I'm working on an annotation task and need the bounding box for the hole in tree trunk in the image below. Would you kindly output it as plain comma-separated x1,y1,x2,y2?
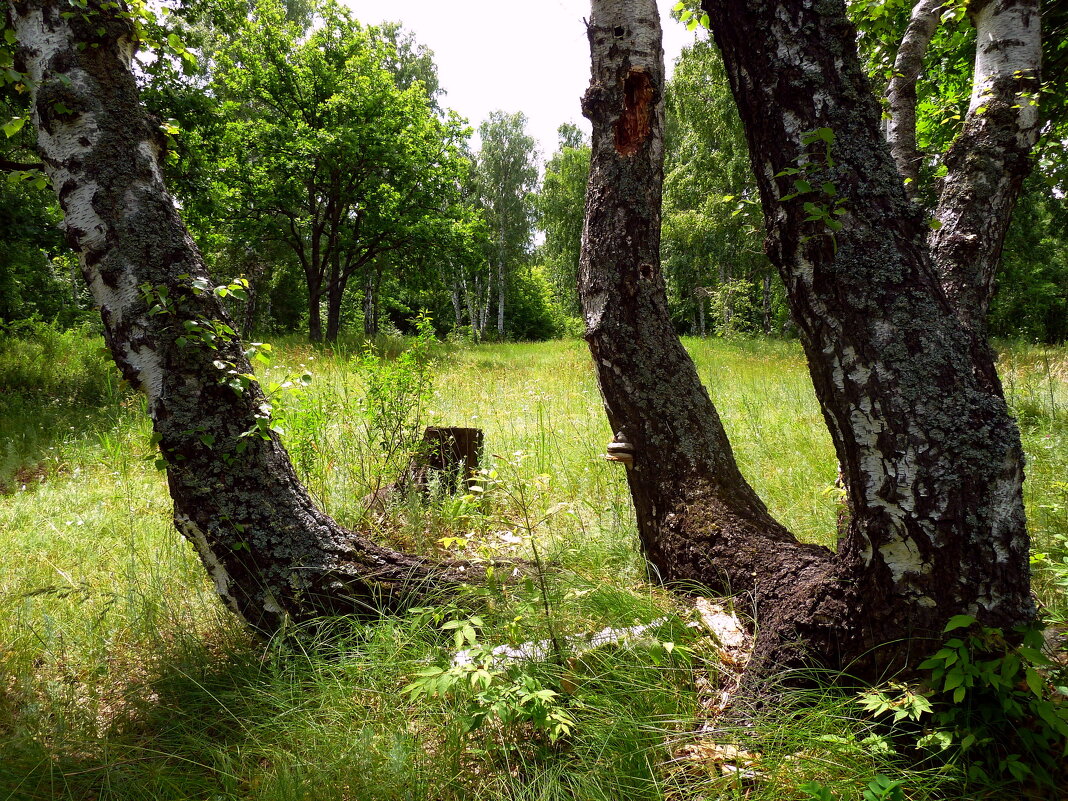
614,67,654,157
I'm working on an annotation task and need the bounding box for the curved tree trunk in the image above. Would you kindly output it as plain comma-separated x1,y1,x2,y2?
581,0,1036,678
581,0,837,676
10,0,464,631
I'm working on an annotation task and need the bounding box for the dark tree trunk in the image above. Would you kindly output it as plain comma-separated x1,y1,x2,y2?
761,272,772,335
580,0,1035,678
326,275,346,343
12,0,466,631
581,0,836,676
450,283,464,330
307,286,324,343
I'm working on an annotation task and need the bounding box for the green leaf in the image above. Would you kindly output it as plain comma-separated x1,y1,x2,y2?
1017,646,1053,666
1024,666,1045,697
943,669,964,691
2,115,26,137
943,614,976,632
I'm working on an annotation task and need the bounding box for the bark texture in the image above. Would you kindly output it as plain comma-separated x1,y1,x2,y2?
703,0,1035,659
581,0,837,675
885,0,947,200
930,0,1042,332
10,0,466,630
581,0,1036,677
709,0,1037,651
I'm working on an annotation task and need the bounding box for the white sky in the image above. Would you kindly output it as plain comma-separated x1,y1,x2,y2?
344,0,697,159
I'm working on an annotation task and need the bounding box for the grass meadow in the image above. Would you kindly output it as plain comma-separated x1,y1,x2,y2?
1,324,1066,800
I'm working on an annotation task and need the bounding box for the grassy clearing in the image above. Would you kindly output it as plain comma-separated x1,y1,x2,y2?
1,328,1065,800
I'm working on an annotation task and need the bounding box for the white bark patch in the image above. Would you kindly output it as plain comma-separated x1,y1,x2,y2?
124,341,165,406
86,267,165,404
594,0,661,67
453,617,668,667
970,0,1040,133
795,255,814,288
57,178,107,252
878,535,928,583
175,513,240,615
262,589,284,617
987,449,1025,563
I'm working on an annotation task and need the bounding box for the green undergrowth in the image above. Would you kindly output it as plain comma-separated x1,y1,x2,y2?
1,326,1065,799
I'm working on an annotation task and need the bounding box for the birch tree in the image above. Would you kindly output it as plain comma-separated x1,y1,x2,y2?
5,0,1045,685
579,0,1040,678
5,0,469,628
475,111,538,338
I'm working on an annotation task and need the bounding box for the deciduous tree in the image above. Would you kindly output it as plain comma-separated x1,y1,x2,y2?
537,123,590,317
213,0,469,342
474,111,538,338
579,0,1039,679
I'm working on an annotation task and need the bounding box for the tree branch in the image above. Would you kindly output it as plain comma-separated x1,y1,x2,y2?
0,158,46,172
930,0,1042,331
885,0,947,200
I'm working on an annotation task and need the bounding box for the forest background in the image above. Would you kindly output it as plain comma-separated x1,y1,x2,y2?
3,0,1066,346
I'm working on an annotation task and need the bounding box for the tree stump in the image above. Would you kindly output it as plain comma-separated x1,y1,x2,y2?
364,427,484,512
404,426,484,495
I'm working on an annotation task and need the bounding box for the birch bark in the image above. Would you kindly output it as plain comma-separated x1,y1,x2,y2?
580,0,1037,677
885,0,947,200
930,0,1042,332
9,0,465,630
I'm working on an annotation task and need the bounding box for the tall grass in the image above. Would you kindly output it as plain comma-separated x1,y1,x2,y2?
1,325,1064,800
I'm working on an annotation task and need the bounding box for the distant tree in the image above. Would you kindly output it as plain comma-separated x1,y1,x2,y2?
211,0,468,341
536,124,590,317
662,39,779,335
475,111,538,338
368,20,442,108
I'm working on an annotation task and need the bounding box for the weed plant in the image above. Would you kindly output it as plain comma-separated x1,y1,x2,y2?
0,325,1065,799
